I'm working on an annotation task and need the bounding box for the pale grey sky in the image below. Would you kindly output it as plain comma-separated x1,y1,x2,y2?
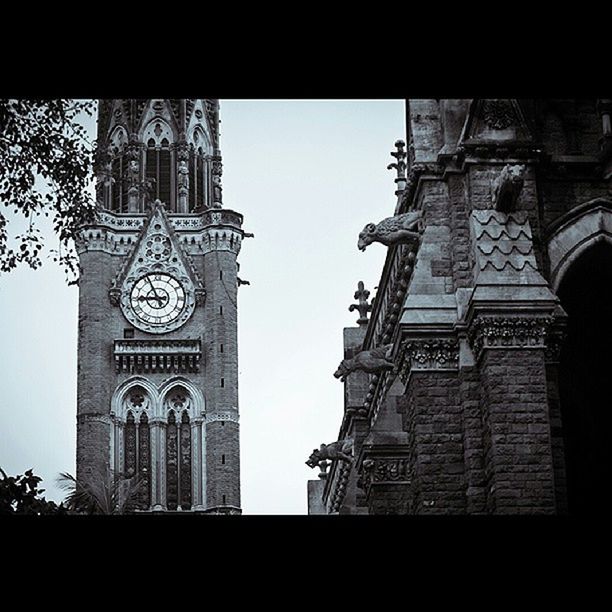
0,100,405,514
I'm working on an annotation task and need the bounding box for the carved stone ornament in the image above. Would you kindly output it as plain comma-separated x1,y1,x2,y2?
399,338,459,383
305,438,354,469
481,99,516,130
110,201,205,334
492,164,526,212
387,139,407,183
468,315,555,359
334,344,394,382
348,280,372,325
109,287,121,306
357,456,410,493
358,211,423,252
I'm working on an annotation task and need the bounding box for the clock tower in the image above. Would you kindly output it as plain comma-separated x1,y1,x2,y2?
75,99,247,513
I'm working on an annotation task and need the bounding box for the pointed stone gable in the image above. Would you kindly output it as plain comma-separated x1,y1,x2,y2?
109,201,205,333
461,99,534,143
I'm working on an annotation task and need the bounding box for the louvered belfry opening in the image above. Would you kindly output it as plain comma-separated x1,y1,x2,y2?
98,101,218,214
189,147,205,212
111,154,129,213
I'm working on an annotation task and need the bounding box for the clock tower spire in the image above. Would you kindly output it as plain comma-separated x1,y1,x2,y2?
76,99,245,513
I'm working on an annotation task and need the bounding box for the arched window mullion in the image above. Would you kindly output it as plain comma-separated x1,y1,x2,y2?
166,410,179,511
180,411,192,510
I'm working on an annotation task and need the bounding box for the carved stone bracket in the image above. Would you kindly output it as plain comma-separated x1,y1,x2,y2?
356,448,411,499
109,287,121,306
206,412,239,424
544,318,568,363
398,338,459,384
468,315,555,361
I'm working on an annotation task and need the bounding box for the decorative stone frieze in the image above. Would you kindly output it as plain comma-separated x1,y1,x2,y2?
398,338,460,383
114,339,202,373
468,315,554,360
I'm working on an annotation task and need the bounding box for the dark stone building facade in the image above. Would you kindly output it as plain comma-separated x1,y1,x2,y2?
308,99,612,515
76,100,248,513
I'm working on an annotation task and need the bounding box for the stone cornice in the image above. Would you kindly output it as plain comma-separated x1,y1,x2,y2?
76,208,245,256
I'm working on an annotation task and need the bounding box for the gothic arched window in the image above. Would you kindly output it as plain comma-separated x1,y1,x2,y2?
164,386,193,511
189,146,206,212
107,127,129,213
142,120,175,210
110,378,203,512
119,386,152,509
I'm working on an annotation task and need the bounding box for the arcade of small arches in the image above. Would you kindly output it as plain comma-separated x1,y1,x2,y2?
110,377,206,512
100,119,216,215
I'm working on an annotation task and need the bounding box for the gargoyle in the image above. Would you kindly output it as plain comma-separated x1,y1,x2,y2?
306,439,354,469
358,211,423,252
334,344,394,382
492,164,525,212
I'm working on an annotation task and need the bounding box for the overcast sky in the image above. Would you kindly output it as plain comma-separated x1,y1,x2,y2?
0,100,405,514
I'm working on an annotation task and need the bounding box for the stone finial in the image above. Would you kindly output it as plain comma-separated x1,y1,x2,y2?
318,460,330,479
387,139,407,194
348,281,372,326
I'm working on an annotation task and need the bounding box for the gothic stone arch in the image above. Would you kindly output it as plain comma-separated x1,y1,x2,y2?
547,197,612,291
110,376,206,511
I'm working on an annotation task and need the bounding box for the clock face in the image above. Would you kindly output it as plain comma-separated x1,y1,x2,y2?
130,273,186,325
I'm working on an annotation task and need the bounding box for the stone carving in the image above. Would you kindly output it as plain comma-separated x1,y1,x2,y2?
348,281,372,325
177,160,189,211
492,164,526,212
237,277,250,286
468,315,554,359
481,99,515,130
399,339,459,382
306,439,354,469
358,457,410,492
334,344,394,382
212,175,223,208
387,139,407,193
358,211,422,252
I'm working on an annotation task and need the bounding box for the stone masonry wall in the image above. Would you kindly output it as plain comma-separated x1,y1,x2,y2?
478,349,556,514
401,371,465,514
458,363,487,513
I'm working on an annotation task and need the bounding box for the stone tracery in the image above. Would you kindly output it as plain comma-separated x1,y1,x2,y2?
110,378,203,512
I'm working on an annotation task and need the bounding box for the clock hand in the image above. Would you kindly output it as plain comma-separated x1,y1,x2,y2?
147,276,161,300
138,295,164,305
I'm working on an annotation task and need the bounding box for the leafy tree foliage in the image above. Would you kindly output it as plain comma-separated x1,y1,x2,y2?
0,99,97,283
0,468,66,515
57,469,144,515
